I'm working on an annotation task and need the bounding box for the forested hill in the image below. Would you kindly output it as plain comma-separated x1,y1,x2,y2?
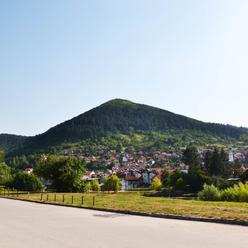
0,134,27,151
12,99,247,154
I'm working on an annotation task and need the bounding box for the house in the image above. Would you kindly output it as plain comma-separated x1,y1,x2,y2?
141,169,155,184
24,168,33,174
121,173,142,191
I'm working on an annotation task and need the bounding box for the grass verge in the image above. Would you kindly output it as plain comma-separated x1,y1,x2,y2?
2,192,248,223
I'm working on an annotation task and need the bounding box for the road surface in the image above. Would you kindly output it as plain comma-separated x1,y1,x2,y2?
0,198,248,248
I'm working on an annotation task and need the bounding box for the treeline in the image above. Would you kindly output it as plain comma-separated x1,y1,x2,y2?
0,151,44,192
0,151,121,193
153,146,245,194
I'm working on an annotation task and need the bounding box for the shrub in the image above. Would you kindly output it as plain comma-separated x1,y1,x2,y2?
91,180,100,192
198,184,221,201
175,178,186,191
9,172,44,192
220,183,248,202
151,177,162,191
161,168,170,187
199,182,248,202
103,175,122,192
0,162,12,186
84,182,91,193
206,176,232,190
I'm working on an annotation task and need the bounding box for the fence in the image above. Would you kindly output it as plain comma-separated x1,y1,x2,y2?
0,190,102,207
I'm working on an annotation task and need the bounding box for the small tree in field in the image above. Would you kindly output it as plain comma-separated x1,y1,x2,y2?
35,156,85,192
104,175,122,192
84,182,91,193
151,177,162,191
91,180,100,192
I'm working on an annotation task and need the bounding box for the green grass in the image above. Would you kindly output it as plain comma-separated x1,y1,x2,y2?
2,192,248,222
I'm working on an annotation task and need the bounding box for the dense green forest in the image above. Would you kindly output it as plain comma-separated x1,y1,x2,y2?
2,99,248,155
0,134,27,152
41,130,246,156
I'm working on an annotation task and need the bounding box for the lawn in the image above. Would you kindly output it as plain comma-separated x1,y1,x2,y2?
2,192,248,222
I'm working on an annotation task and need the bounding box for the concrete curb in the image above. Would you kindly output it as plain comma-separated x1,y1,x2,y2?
1,196,248,227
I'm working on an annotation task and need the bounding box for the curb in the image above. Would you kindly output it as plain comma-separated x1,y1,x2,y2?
1,196,248,227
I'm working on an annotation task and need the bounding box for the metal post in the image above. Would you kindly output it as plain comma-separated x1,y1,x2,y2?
82,196,84,205
93,196,95,207
72,195,74,204
63,194,65,203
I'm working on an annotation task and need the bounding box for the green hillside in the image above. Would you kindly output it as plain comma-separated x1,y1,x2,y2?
9,99,248,154
0,134,27,152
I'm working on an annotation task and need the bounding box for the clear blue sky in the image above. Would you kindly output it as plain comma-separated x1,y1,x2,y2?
1,0,248,136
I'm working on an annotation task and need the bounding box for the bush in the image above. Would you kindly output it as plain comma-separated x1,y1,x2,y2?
83,180,100,193
198,184,221,201
84,182,91,193
199,182,248,202
220,183,248,202
0,162,12,186
151,177,162,191
145,187,173,197
103,175,122,192
175,178,186,191
91,180,100,192
206,176,232,190
9,172,44,192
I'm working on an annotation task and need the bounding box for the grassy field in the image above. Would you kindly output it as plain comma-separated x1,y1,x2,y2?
2,192,248,222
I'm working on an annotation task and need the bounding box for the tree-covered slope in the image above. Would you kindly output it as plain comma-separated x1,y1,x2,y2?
0,134,27,151
16,99,247,153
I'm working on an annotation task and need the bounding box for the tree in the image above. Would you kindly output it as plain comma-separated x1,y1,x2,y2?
9,172,44,192
219,148,230,177
0,151,5,162
103,175,122,192
232,159,243,177
35,156,85,192
207,148,220,175
169,169,184,186
84,182,91,193
183,146,201,171
175,178,186,191
161,168,170,187
151,177,162,191
186,165,206,192
204,148,230,177
182,146,208,192
91,179,100,191
204,150,213,175
0,162,12,186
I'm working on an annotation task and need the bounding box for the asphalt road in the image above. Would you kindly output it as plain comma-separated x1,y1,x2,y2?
0,198,248,248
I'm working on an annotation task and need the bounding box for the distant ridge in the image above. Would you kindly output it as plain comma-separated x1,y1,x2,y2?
0,134,27,151
6,98,247,154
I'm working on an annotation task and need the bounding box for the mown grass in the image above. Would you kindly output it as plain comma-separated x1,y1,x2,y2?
2,192,248,222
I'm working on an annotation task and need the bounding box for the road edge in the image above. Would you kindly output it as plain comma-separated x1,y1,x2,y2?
1,196,248,227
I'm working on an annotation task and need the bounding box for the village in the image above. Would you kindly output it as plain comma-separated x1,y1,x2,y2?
53,147,248,191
